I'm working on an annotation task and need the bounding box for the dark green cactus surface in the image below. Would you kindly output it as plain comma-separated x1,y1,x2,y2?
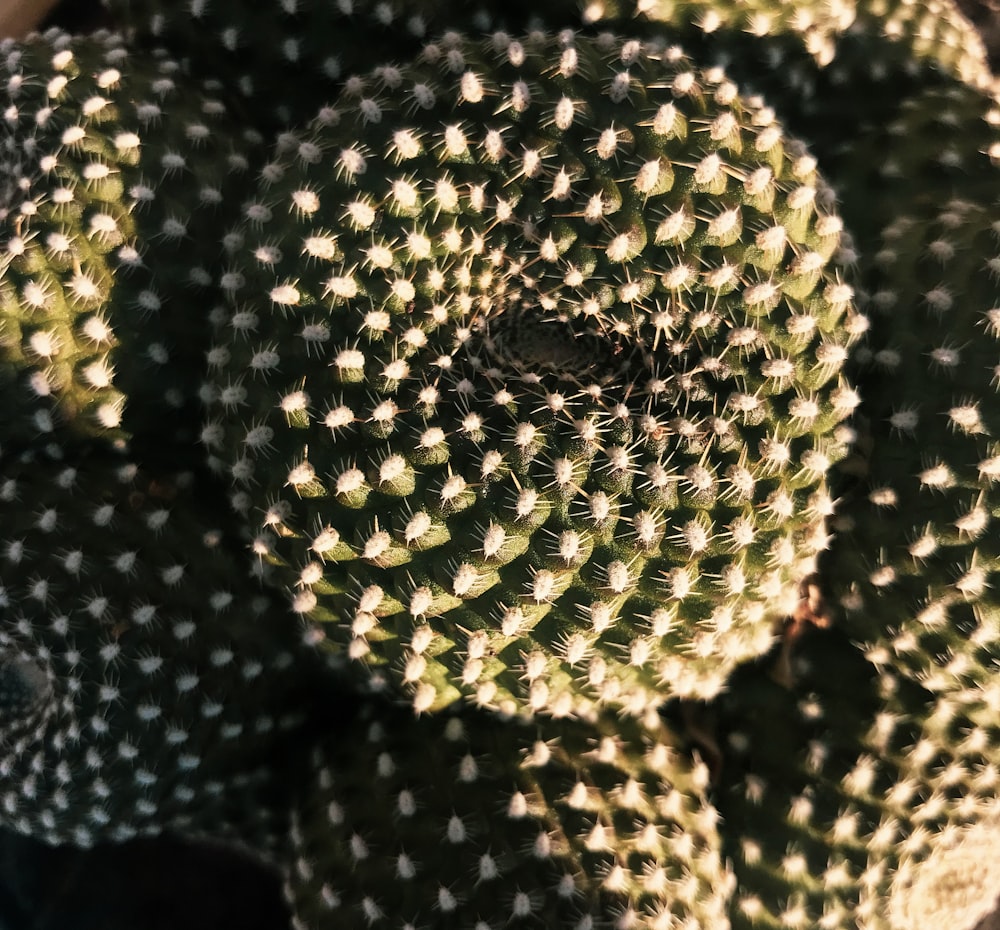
823,79,1000,692
100,0,599,129
0,455,321,855
716,626,1000,930
0,0,996,928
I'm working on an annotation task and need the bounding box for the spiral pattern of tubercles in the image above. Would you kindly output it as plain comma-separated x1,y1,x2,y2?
203,31,865,717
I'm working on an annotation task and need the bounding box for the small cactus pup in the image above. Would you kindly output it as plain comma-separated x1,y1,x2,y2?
714,625,1000,929
99,0,601,131
821,82,1000,692
204,30,867,718
283,699,733,929
0,456,323,858
0,29,262,466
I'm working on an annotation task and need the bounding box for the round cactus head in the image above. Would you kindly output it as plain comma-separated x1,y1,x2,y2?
283,699,734,928
716,625,1000,930
824,79,1000,692
203,29,866,718
0,456,321,854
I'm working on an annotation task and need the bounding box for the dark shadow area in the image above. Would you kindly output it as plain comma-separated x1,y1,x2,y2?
0,829,290,930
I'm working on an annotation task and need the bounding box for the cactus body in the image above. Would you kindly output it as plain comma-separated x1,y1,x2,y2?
0,456,320,855
100,0,596,130
284,700,733,929
823,80,1000,692
203,30,865,717
0,31,260,464
717,628,1000,930
636,0,991,85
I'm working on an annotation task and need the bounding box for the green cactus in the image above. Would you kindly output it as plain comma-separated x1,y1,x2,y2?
635,0,991,84
715,626,1000,930
820,79,1000,692
201,29,866,717
0,454,323,857
0,0,994,926
283,699,733,929
0,29,261,465
621,0,993,201
99,0,601,131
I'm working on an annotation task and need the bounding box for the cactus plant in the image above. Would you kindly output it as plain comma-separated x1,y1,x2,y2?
0,0,995,927
201,29,866,718
284,699,733,929
0,29,261,465
715,625,1000,930
99,0,601,130
0,454,323,857
822,79,1000,692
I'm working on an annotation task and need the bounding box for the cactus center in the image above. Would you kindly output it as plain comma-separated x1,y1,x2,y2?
475,303,638,388
0,655,52,741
